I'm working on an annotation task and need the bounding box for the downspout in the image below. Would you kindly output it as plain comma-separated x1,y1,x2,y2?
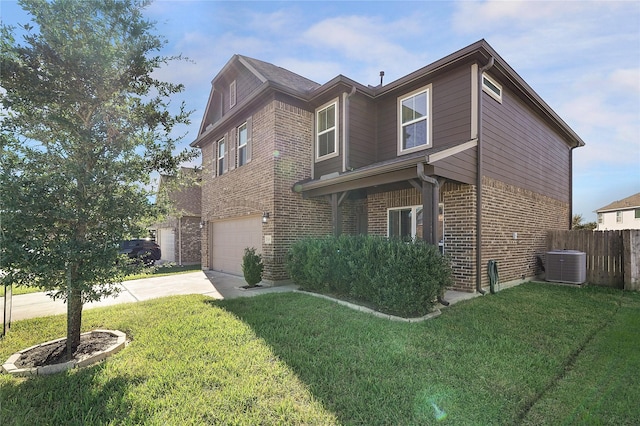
417,162,439,246
569,144,579,229
417,162,449,306
476,56,494,295
343,85,357,171
178,217,182,266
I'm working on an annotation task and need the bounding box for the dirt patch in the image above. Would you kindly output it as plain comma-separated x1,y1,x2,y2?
15,332,118,369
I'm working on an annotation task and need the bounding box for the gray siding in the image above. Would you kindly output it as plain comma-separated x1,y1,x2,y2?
376,65,473,163
348,92,376,169
482,88,571,202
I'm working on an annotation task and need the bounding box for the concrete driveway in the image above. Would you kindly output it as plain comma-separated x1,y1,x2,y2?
6,271,297,322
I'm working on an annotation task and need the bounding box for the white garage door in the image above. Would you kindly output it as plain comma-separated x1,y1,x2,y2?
158,227,175,262
211,216,262,276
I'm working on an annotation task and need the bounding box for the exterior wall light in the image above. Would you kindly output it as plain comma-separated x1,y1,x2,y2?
262,212,270,224
199,221,205,229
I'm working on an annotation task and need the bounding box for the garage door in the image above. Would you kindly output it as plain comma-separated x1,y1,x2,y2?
158,227,175,262
211,216,262,276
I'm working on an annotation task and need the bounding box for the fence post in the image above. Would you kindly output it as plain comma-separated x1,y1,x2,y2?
624,230,640,291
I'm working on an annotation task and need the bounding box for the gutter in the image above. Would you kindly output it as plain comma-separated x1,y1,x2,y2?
476,56,494,295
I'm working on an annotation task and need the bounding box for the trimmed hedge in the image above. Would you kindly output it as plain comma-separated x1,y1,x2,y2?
285,235,453,317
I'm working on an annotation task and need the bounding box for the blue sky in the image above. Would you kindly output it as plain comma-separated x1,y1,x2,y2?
2,0,639,221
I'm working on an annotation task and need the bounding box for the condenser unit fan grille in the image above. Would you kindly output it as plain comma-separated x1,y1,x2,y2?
546,250,586,284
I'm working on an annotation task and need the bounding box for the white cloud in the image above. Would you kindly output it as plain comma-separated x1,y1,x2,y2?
609,68,640,93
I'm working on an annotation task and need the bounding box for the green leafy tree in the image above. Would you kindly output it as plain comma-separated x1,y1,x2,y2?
0,0,195,357
572,214,597,231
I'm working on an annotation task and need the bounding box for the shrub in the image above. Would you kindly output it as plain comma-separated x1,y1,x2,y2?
242,247,264,287
286,235,453,317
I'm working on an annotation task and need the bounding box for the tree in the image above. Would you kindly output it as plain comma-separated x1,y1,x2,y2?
0,0,194,358
572,214,597,231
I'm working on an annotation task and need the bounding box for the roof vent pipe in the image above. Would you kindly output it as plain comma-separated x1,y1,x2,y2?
380,71,384,86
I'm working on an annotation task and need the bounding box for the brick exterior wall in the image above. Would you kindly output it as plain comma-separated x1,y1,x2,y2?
178,216,202,264
200,99,336,282
154,216,202,265
361,177,568,292
480,176,568,289
442,182,477,291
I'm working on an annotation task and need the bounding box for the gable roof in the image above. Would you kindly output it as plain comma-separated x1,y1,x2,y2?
237,55,320,94
193,39,585,149
596,192,640,213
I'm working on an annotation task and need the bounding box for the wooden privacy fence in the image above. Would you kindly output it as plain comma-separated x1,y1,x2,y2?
546,230,640,290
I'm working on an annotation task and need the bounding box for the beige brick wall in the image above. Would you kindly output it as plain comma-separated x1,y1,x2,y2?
362,178,568,292
200,99,336,282
480,176,568,288
270,101,334,280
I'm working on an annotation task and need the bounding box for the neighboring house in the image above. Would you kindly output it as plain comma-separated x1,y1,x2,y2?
595,192,640,231
153,167,202,265
191,39,584,292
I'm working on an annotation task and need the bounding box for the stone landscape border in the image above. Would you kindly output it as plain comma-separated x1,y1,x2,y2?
2,329,126,377
294,290,442,322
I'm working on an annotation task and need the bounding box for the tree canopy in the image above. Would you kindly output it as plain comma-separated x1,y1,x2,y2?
0,0,195,355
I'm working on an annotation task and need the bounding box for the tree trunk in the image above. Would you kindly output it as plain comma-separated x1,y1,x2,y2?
66,275,83,359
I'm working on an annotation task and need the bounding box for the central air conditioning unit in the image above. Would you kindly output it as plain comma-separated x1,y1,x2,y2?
546,250,587,284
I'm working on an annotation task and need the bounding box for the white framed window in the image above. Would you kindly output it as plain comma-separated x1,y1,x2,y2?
388,205,423,242
316,99,338,161
217,138,225,176
388,203,445,250
229,80,237,108
616,211,623,223
237,122,247,167
482,73,502,103
635,209,640,219
398,85,431,154
598,213,603,224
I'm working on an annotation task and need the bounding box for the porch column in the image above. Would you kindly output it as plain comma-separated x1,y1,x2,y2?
417,163,439,246
328,191,350,237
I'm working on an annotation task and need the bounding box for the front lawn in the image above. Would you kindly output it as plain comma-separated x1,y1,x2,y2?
0,283,638,424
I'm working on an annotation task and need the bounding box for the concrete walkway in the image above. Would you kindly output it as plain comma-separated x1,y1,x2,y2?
5,270,478,322
6,271,296,322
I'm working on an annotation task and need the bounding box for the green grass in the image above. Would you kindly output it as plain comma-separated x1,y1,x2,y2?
0,283,638,425
0,264,202,296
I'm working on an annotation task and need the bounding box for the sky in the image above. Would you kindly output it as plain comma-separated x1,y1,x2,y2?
2,0,639,222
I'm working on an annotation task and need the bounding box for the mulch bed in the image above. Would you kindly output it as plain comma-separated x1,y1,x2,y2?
14,332,118,369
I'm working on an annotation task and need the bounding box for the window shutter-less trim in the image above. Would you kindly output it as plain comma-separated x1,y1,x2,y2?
213,142,217,177
223,133,229,173
229,128,237,170
246,116,252,164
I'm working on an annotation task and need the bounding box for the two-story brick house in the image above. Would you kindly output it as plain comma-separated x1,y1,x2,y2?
191,39,584,292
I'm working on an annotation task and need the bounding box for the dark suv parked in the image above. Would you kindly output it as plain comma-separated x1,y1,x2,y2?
119,239,161,265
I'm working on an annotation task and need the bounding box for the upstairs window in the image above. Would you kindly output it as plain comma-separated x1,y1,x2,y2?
616,211,623,223
635,208,640,219
482,73,502,103
237,122,248,167
316,100,338,161
398,85,431,154
229,80,237,108
217,138,225,176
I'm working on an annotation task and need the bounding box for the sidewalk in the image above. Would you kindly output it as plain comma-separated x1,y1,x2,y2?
6,271,297,322
5,270,478,322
